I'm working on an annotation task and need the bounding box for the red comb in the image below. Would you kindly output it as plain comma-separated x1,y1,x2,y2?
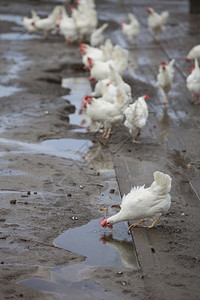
160,61,166,66
143,94,149,99
146,7,151,14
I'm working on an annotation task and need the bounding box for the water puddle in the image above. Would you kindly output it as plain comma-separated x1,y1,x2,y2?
0,14,22,26
0,32,40,41
61,78,91,130
18,142,139,297
55,218,137,268
19,218,138,298
0,85,23,98
0,138,93,160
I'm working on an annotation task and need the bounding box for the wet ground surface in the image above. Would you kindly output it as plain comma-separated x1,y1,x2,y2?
0,0,200,299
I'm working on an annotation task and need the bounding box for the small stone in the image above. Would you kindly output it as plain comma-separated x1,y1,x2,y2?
115,191,119,196
80,185,84,189
181,213,185,216
34,192,37,194
67,193,72,197
45,111,49,114
0,218,6,222
27,191,31,196
24,202,28,205
21,195,28,198
151,248,155,253
110,189,115,194
1,261,4,264
121,281,126,286
10,199,16,204
70,216,78,220
115,271,123,276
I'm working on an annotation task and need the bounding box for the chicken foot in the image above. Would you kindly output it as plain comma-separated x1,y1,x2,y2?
128,219,147,232
141,216,161,229
130,132,140,144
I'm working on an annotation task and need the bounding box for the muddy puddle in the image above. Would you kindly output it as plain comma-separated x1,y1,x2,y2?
19,196,138,299
0,137,93,160
18,141,138,298
19,219,137,297
0,84,23,98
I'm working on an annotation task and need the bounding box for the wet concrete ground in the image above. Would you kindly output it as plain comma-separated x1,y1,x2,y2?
0,0,200,299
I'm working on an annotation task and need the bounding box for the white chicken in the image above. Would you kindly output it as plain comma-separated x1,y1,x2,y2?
23,9,40,34
90,23,108,47
124,95,149,143
100,171,172,229
72,6,97,41
91,65,132,102
185,44,200,62
32,6,63,38
80,39,113,69
88,45,129,81
120,13,140,42
82,89,128,138
56,8,78,44
186,59,200,104
146,7,169,40
157,59,175,104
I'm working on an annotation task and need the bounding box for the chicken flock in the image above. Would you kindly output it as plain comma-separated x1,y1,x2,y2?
23,0,200,229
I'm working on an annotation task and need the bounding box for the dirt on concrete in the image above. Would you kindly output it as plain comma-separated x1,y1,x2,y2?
0,0,200,299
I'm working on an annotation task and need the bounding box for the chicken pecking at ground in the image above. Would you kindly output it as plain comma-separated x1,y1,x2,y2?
120,13,140,42
100,171,172,230
146,7,169,41
157,59,175,104
186,59,200,104
124,95,149,143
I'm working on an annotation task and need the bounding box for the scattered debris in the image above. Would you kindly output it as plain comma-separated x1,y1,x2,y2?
100,207,108,211
115,271,123,276
10,199,16,204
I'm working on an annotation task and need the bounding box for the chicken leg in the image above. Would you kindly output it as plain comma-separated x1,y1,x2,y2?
130,132,140,144
128,219,147,232
141,217,161,229
99,128,111,139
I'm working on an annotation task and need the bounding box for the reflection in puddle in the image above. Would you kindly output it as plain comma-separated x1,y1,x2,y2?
61,78,91,129
18,140,139,297
19,266,115,300
0,138,93,160
19,218,138,298
54,218,137,268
